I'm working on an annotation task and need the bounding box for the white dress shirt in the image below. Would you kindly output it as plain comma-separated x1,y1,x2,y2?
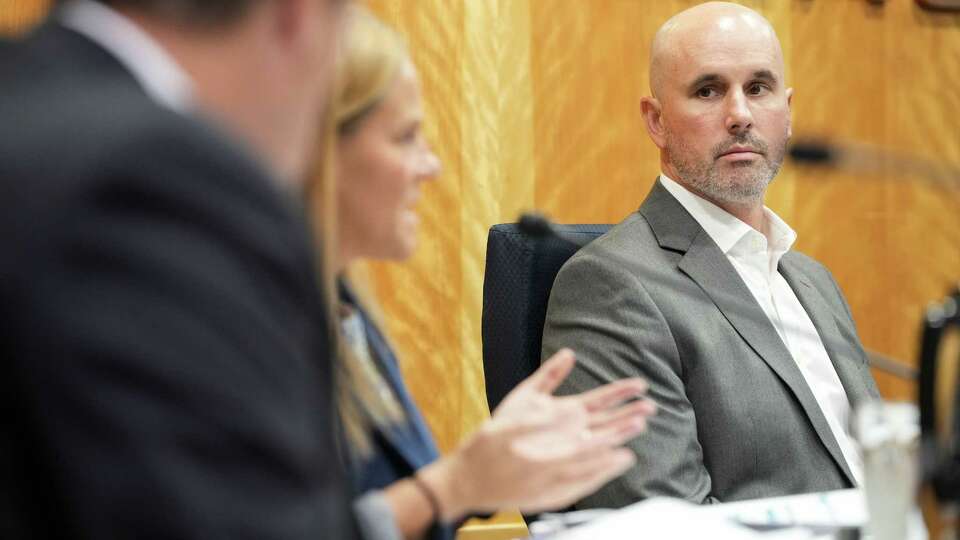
659,174,863,486
60,0,193,112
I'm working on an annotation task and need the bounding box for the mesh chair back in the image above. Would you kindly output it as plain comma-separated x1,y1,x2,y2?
481,223,611,412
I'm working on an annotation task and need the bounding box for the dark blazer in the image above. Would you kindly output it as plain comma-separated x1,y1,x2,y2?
542,180,880,507
0,21,354,539
338,282,451,540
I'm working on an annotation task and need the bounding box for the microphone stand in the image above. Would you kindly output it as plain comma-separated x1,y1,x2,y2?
789,140,960,190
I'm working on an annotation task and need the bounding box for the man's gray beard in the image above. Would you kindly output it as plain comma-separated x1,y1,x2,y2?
666,133,786,206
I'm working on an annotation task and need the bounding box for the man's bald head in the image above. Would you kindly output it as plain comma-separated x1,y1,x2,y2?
639,2,793,219
649,2,784,98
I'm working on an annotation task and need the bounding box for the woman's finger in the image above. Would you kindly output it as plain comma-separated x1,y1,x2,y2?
519,448,637,513
565,377,648,412
505,348,576,398
587,396,657,430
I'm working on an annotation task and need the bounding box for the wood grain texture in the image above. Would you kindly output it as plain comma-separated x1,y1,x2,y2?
0,0,49,34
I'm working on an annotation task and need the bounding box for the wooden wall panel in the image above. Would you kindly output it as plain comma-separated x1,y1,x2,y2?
0,0,48,34
528,0,655,221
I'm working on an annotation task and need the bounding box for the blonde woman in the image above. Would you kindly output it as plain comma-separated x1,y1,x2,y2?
313,8,656,540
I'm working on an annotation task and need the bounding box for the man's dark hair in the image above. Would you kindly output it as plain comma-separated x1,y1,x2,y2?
84,0,262,28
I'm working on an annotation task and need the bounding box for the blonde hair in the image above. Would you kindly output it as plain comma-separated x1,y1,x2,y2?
305,5,410,456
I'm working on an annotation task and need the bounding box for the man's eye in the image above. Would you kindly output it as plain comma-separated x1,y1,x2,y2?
696,87,717,98
748,83,769,95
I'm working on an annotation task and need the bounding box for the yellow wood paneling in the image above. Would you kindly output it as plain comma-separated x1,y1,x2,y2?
0,0,49,34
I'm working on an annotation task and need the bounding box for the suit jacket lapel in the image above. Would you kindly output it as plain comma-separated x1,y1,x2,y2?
641,180,857,485
778,258,878,409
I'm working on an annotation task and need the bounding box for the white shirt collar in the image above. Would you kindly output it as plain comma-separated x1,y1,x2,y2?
59,0,193,112
658,173,797,268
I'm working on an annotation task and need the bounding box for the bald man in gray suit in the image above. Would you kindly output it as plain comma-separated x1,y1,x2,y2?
542,2,879,507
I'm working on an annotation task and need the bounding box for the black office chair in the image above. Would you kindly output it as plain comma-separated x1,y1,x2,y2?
919,288,960,504
480,222,612,412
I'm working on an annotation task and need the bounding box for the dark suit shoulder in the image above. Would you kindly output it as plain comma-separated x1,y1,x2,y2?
1,22,286,207
0,32,311,288
0,56,280,211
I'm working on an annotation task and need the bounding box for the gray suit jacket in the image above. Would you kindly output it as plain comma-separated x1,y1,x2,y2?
542,180,879,507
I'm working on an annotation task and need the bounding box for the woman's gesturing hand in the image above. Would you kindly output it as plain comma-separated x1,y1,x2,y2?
418,348,655,521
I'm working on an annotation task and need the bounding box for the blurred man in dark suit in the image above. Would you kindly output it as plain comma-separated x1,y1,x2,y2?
0,0,354,538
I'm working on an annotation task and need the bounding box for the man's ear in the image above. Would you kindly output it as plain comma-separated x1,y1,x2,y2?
640,96,667,150
785,87,794,139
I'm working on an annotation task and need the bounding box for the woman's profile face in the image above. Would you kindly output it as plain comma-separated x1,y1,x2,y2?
337,61,441,264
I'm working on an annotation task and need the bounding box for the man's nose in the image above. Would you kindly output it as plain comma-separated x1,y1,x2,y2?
724,90,754,135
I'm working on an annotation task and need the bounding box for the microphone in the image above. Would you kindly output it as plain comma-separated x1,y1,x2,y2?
787,141,835,165
517,212,600,247
788,139,960,189
516,212,555,240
